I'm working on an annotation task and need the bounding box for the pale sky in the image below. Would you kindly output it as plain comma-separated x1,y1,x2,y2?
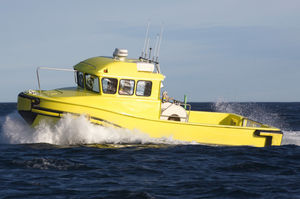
1,0,300,102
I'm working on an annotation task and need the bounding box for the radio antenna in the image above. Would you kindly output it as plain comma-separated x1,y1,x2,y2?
149,47,152,60
141,21,150,59
153,24,163,73
140,22,164,72
145,37,150,60
152,34,159,62
156,24,164,62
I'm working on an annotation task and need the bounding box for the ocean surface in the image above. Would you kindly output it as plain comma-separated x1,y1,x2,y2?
0,102,300,198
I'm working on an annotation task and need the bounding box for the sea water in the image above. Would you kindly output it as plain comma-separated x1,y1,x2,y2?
0,102,299,198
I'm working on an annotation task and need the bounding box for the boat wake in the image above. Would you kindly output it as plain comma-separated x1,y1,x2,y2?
0,112,189,146
281,131,300,146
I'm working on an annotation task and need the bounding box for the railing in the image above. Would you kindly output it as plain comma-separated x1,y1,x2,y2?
179,102,191,122
36,67,76,93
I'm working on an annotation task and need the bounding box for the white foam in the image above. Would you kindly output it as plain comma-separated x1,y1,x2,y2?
282,131,300,146
1,112,187,145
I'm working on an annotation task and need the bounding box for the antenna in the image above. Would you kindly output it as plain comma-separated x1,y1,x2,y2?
152,34,159,61
149,47,152,60
145,37,150,59
139,22,164,73
141,21,150,59
156,24,164,62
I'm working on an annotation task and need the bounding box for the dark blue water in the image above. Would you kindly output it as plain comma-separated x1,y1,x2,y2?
1,102,300,198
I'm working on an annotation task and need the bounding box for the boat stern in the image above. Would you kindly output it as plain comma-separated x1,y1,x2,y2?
254,130,283,146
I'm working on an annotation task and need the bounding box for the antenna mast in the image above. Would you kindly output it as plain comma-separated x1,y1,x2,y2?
145,37,150,59
154,24,163,73
152,34,159,61
156,24,164,63
141,21,150,59
139,22,164,73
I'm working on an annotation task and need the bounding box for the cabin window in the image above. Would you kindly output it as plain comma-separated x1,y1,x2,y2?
85,74,100,93
102,78,118,94
119,79,135,95
136,81,152,96
77,71,84,88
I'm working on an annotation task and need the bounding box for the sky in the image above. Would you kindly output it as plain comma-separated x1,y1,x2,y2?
0,0,300,102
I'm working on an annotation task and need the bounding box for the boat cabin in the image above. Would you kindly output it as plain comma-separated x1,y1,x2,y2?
73,49,166,120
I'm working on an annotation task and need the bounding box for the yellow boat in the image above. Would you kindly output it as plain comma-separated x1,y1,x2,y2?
17,48,283,147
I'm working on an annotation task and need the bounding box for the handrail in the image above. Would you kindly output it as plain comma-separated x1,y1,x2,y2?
181,103,191,122
36,67,76,93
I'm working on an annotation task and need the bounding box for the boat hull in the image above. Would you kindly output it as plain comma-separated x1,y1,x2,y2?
18,92,283,147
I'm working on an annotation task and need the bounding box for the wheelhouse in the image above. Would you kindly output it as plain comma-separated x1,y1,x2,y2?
73,56,165,100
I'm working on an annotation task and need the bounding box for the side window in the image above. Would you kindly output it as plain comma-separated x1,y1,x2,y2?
136,81,152,96
119,79,135,95
77,71,84,88
102,78,118,94
85,74,99,93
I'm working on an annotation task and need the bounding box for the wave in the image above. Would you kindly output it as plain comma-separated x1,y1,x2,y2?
12,157,85,170
0,112,188,145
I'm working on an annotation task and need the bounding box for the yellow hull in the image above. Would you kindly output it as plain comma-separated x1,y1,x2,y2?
18,92,283,147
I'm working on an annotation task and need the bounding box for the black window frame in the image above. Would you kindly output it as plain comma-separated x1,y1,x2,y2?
85,73,100,93
101,77,118,94
118,79,135,96
136,80,152,97
77,71,85,88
